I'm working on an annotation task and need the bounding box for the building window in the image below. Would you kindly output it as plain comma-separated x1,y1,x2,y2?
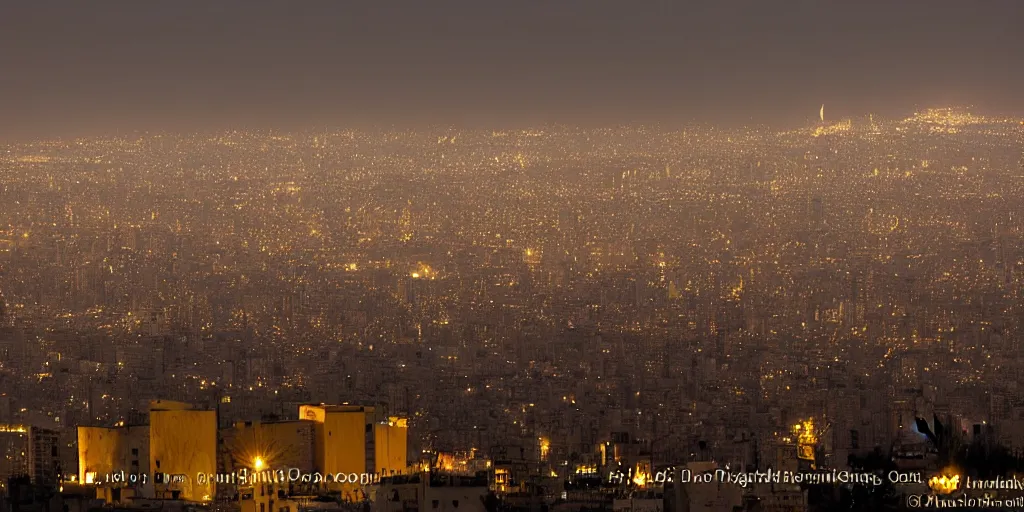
260,504,265,512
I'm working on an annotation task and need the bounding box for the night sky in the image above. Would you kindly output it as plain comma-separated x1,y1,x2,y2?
1,0,1022,139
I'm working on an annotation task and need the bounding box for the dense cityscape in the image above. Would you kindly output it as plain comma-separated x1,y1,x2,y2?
2,108,1024,511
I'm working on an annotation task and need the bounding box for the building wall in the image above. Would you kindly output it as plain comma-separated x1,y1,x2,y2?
298,405,327,474
226,421,316,474
77,425,149,496
422,485,489,512
374,424,408,477
374,477,489,512
150,409,217,502
299,405,372,476
240,480,298,512
748,483,808,512
78,427,122,484
323,411,368,476
675,462,743,512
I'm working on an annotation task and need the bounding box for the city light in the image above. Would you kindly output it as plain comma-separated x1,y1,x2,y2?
928,473,960,495
3,105,1023,510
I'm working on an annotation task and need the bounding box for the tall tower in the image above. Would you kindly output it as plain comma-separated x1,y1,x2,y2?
0,288,7,326
809,197,825,228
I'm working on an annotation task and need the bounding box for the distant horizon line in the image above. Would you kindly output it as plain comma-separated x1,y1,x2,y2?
4,105,1022,144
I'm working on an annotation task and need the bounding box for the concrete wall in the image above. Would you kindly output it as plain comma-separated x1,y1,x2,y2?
374,424,408,476
78,427,120,484
150,409,217,502
324,411,367,476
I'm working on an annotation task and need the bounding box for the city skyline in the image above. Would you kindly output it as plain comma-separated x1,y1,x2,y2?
1,106,1015,143
4,2,1024,510
3,108,1024,511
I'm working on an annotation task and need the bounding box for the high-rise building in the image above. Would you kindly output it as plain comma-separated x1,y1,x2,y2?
28,428,60,487
810,196,824,228
0,425,62,495
0,287,12,328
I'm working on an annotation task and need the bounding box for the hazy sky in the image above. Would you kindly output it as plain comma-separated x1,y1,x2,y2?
1,0,1022,138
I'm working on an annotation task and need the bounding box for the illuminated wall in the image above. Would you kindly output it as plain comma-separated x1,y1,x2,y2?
77,425,149,491
150,409,217,502
298,405,326,424
323,409,367,475
299,405,381,485
77,427,123,484
226,420,316,473
374,421,408,476
298,405,327,474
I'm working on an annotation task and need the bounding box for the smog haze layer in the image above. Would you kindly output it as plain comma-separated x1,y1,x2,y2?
2,0,1023,139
